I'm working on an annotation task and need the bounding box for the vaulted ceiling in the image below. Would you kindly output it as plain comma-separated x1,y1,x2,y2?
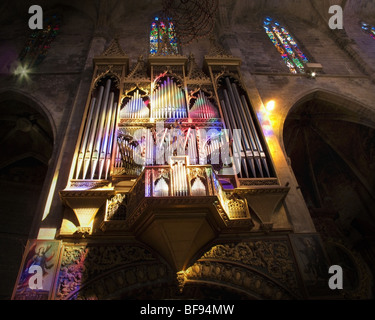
1,0,374,32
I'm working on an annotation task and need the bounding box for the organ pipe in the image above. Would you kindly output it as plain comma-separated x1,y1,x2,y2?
91,80,112,179
75,97,96,179
98,92,114,179
226,79,263,177
83,85,104,179
172,161,188,196
106,102,120,179
240,95,271,177
73,78,119,181
222,90,250,178
190,91,218,119
152,77,187,119
232,84,264,177
219,77,272,178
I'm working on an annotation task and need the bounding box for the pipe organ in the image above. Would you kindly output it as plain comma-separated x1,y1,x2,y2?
151,76,187,119
68,57,275,187
218,77,272,179
55,42,294,289
190,91,219,119
120,90,149,119
73,78,119,181
19,39,315,301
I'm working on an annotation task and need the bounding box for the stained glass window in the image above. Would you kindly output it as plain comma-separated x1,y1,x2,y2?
150,17,179,55
361,22,375,40
264,17,309,74
19,14,60,69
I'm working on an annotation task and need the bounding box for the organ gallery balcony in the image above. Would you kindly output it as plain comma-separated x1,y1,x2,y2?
102,158,288,270
101,156,255,234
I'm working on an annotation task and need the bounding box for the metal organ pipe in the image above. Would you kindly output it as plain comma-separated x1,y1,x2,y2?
73,78,120,181
224,78,250,151
83,85,104,179
172,161,187,196
231,83,257,152
219,77,272,178
152,77,187,119
190,91,218,119
222,89,249,178
75,97,96,179
91,79,112,179
98,92,114,179
121,90,149,119
105,102,119,179
231,83,264,177
240,95,271,177
224,79,258,177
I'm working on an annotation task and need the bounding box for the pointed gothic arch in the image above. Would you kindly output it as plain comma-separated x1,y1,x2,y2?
0,90,54,299
283,91,375,298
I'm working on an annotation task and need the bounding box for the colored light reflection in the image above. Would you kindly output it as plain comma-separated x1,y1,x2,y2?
265,100,276,112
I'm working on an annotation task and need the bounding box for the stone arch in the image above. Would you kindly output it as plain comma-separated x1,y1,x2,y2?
0,89,57,141
183,260,300,300
181,240,305,300
65,262,176,300
279,88,375,154
0,90,55,299
53,243,177,300
61,260,298,300
282,89,375,298
53,240,304,300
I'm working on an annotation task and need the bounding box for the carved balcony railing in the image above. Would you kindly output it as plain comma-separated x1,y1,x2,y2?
101,156,255,232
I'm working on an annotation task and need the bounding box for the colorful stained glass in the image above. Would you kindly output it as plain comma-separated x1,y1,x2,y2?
168,21,178,53
264,17,308,74
361,22,375,40
150,17,179,55
19,14,60,69
150,22,159,55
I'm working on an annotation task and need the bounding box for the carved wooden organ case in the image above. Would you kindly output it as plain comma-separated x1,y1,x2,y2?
60,42,290,263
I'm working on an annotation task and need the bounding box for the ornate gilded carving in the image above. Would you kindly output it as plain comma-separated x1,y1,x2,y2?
101,39,127,57
186,54,211,84
239,178,280,186
206,36,233,59
152,66,184,83
127,56,150,81
106,193,127,220
227,194,250,219
185,261,296,300
55,244,158,300
53,240,303,300
67,180,111,190
195,241,301,296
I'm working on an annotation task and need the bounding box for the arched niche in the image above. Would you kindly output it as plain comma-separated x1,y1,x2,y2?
283,91,375,298
0,92,54,299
